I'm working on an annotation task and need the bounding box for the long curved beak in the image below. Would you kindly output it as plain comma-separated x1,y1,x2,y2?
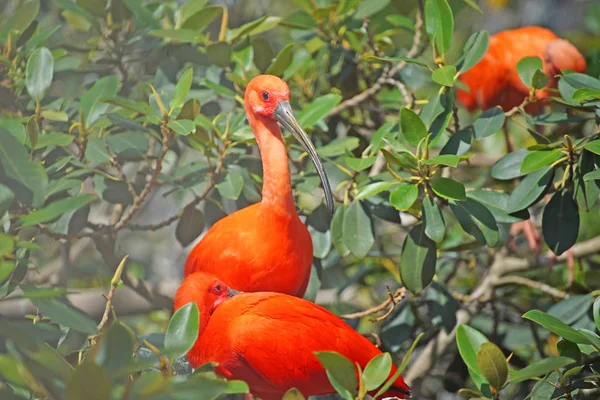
274,100,334,214
227,287,241,298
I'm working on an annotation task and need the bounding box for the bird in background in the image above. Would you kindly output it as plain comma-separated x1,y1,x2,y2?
174,272,411,400
457,26,586,272
184,75,334,297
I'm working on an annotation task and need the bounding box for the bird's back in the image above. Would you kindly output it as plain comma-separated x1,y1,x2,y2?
184,204,313,297
195,293,410,400
458,26,585,111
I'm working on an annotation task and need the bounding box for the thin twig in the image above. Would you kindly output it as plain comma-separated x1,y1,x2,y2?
105,137,139,202
493,275,569,299
341,287,406,322
97,255,128,331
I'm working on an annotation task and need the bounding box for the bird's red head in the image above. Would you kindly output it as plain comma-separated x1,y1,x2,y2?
244,74,291,119
174,272,241,334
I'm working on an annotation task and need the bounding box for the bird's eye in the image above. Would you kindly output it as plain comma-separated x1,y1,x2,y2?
215,284,222,292
261,91,269,101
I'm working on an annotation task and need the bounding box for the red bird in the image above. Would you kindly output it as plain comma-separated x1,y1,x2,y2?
174,272,411,400
184,75,334,297
458,26,587,112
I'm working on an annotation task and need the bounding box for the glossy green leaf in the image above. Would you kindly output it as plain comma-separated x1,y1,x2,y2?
355,181,397,201
20,194,96,227
432,65,456,86
422,197,445,242
422,154,465,167
476,342,507,390
389,184,418,211
164,302,200,359
460,30,489,73
282,388,306,400
315,351,357,399
573,150,599,211
0,0,40,42
506,166,553,213
593,297,600,332
342,200,374,259
491,148,530,180
450,198,499,247
584,140,600,155
430,177,466,201
400,107,428,147
520,149,563,174
508,357,575,383
265,43,294,76
517,56,543,87
180,5,222,31
381,149,419,170
168,119,195,135
472,106,505,139
331,205,350,257
0,184,15,216
346,156,376,172
26,47,53,100
363,353,392,391
207,41,232,68
217,167,244,200
66,362,110,400
175,205,205,247
96,322,135,372
424,0,454,57
467,190,529,224
80,75,120,128
170,68,193,111
532,69,549,90
523,310,590,344
572,87,600,102
29,295,98,333
456,324,489,390
176,0,210,27
297,93,342,127
542,189,579,256
316,137,359,157
440,128,473,156
400,223,437,293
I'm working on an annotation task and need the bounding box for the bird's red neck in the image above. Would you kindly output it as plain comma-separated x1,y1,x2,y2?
247,113,296,215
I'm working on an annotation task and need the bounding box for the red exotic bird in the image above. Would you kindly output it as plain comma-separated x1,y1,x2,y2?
457,26,586,264
184,75,334,297
174,272,411,400
458,26,587,112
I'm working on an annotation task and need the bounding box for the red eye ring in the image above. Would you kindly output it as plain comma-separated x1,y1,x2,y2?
261,91,269,101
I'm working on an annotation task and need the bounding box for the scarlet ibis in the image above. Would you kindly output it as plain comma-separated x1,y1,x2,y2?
458,26,587,112
184,75,334,297
457,26,586,260
174,272,411,400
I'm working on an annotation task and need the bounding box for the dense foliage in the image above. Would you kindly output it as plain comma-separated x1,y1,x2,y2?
0,0,600,399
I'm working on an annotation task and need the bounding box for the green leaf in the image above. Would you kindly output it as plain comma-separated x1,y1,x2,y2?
389,184,418,211
28,295,98,333
381,149,418,170
467,190,529,224
400,107,428,147
316,137,359,158
122,0,160,28
315,351,357,399
491,148,530,180
66,362,110,400
472,106,505,139
342,200,374,259
593,297,600,332
164,302,200,359
523,310,591,344
400,223,437,293
0,184,15,216
517,56,543,87
95,322,135,372
450,198,499,247
423,197,445,242
170,68,193,111
460,30,489,73
572,87,600,102
506,166,553,213
167,119,195,135
26,47,53,100
297,93,342,127
282,388,306,400
217,167,244,200
180,5,222,31
355,181,397,201
0,234,14,255
25,116,38,152
520,149,563,174
80,75,120,128
508,357,575,383
476,342,507,390
207,41,232,68
424,0,454,57
0,130,48,207
363,353,392,391
176,0,209,27
532,69,549,90
440,128,473,156
584,140,600,155
422,154,464,167
20,194,96,227
456,324,489,390
265,43,294,76
175,205,205,248
331,205,350,257
430,177,466,201
346,156,377,172
542,189,579,256
432,65,456,86
0,0,40,42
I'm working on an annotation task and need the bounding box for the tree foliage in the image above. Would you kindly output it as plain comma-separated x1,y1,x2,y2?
0,0,599,399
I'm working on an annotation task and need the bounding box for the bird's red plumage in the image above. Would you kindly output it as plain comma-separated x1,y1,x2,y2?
174,273,411,400
184,75,316,297
458,26,587,112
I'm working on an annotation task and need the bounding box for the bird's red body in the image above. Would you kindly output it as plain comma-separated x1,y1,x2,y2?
174,273,411,400
184,75,333,297
458,26,587,112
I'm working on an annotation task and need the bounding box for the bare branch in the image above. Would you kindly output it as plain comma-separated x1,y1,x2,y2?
97,255,129,331
493,275,569,299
